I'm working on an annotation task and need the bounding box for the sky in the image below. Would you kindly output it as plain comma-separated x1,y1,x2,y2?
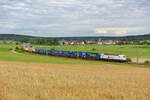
0,0,150,37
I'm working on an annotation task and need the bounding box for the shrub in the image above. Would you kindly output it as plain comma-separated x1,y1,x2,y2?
50,48,55,50
145,60,150,64
92,48,96,51
9,48,13,50
126,58,132,62
15,46,19,50
16,42,19,45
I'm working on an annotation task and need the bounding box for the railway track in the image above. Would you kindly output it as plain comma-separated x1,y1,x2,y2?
22,50,150,67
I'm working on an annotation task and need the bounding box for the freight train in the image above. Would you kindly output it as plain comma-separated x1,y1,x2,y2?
23,48,127,62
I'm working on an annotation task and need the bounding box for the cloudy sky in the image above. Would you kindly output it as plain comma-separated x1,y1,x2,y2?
0,0,150,37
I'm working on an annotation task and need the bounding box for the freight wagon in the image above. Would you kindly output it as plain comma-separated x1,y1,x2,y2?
33,49,126,62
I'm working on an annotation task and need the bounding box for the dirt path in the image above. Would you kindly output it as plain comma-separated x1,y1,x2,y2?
11,50,21,55
131,57,150,63
11,49,29,56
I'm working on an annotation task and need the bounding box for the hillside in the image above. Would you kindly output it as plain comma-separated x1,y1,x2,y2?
0,34,36,41
0,34,150,41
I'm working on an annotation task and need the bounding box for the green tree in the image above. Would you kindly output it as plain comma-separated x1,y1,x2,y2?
47,38,59,45
134,40,140,45
21,37,29,43
35,38,47,45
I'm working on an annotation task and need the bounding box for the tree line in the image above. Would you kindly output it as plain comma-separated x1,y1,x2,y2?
20,37,59,45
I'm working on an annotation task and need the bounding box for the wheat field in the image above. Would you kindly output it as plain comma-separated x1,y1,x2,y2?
0,61,150,100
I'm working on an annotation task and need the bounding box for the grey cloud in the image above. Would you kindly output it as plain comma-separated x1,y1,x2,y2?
0,0,150,37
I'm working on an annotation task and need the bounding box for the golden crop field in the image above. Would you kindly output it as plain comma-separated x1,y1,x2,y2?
0,61,150,100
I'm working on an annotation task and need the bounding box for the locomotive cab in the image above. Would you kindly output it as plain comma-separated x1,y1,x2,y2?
118,55,126,61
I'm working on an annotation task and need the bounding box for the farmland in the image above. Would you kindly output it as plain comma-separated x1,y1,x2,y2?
0,61,150,100
0,44,150,100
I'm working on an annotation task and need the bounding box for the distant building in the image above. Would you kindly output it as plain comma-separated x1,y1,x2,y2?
98,38,102,42
129,41,134,44
140,40,145,44
0,40,16,44
58,39,132,45
79,41,85,45
0,40,3,44
97,41,103,45
6,40,16,44
102,40,116,45
86,40,96,44
114,40,121,44
146,40,150,44
58,41,64,45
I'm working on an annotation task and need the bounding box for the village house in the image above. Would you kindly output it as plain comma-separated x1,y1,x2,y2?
97,41,103,45
140,40,145,44
58,38,131,45
0,40,3,44
69,41,75,45
128,41,134,45
0,40,16,44
102,40,116,45
97,38,102,42
114,40,121,44
79,41,85,45
64,41,69,45
6,40,16,44
146,40,150,44
85,40,96,44
58,41,64,45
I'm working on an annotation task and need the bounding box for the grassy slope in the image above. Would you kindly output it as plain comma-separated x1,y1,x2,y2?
0,44,149,67
35,44,150,58
0,44,112,66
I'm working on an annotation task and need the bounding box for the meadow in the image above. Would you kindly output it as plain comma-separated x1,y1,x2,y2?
0,44,150,100
0,44,111,65
35,44,150,59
